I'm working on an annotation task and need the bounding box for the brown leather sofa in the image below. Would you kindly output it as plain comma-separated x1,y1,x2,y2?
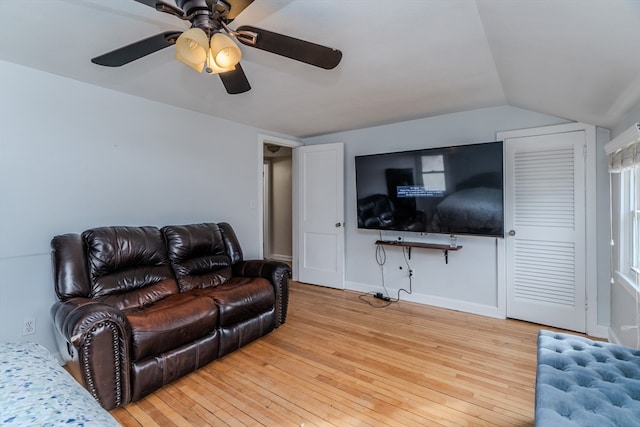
50,222,290,410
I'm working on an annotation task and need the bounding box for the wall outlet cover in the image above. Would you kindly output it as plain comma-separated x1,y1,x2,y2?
22,318,36,336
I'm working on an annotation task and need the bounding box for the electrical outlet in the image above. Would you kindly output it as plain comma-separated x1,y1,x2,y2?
22,318,36,336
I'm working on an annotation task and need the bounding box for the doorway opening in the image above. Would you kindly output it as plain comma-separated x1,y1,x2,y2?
262,143,293,263
258,134,302,279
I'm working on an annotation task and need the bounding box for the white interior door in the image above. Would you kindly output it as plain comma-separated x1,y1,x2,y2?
502,128,587,333
295,143,345,288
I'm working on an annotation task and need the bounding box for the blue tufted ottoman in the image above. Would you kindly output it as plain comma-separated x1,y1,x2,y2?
535,330,640,426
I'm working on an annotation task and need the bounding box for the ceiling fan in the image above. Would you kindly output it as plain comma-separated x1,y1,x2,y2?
91,0,343,94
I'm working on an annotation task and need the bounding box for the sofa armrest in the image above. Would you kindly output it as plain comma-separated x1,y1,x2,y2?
51,298,131,409
232,260,291,327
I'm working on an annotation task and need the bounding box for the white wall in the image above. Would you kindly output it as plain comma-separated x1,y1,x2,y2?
0,60,280,354
304,106,603,319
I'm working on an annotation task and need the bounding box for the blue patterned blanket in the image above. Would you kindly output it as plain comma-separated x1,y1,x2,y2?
0,342,120,426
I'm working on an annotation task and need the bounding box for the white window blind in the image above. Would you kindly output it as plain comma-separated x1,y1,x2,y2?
605,122,640,172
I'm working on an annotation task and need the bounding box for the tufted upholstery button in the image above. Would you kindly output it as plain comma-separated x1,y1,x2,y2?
535,330,640,426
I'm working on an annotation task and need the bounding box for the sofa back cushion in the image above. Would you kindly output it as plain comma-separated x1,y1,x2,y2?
162,223,232,292
82,226,178,310
218,222,244,264
51,233,92,300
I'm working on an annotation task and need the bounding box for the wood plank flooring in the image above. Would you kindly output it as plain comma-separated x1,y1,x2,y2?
110,282,571,426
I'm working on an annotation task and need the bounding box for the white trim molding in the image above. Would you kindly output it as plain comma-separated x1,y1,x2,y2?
605,122,640,154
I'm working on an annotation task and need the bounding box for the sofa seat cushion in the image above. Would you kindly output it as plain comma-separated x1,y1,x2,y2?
125,294,218,361
195,277,275,326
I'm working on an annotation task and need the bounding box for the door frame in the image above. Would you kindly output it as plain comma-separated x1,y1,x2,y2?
257,134,302,278
263,160,272,259
497,122,599,336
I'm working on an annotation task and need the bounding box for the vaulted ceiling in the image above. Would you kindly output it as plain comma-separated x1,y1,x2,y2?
1,0,639,138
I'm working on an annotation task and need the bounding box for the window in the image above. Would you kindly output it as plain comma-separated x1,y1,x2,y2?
421,155,446,195
632,166,639,274
618,166,639,278
606,123,640,288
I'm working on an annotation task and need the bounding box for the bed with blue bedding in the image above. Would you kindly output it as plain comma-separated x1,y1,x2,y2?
0,341,120,426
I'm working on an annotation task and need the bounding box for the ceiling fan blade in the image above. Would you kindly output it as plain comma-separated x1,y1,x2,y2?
235,25,342,70
91,31,182,67
133,0,158,7
224,0,255,20
219,63,251,94
134,0,184,17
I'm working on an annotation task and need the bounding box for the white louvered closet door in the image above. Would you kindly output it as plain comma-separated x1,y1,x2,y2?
504,130,586,333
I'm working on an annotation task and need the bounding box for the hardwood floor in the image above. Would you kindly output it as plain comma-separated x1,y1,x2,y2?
111,282,568,426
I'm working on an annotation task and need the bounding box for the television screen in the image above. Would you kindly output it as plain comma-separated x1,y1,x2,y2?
355,141,504,237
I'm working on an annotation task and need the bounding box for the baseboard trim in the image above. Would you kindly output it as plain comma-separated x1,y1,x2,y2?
588,324,609,340
608,327,622,345
345,280,504,319
52,351,64,366
269,254,292,262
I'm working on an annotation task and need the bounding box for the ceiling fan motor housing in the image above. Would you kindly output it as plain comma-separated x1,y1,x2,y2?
175,0,209,15
176,0,230,33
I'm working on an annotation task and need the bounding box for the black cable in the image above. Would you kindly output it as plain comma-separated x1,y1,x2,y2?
376,231,393,298
376,240,393,297
375,239,387,265
358,231,394,307
359,231,412,307
394,245,413,301
358,292,393,308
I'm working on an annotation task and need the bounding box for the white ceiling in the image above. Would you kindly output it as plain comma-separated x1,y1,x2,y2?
1,0,639,138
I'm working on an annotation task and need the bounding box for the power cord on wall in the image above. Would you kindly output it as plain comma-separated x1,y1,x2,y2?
396,245,413,300
358,232,413,308
359,232,393,307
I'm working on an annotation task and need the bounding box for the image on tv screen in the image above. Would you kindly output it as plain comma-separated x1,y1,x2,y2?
355,141,504,237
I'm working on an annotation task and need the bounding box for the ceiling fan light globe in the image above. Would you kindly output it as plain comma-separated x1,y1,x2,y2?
214,47,241,68
210,33,242,68
205,49,236,74
175,28,209,72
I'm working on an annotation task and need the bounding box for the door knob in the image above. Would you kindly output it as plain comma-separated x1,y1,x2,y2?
335,222,342,227
508,230,516,236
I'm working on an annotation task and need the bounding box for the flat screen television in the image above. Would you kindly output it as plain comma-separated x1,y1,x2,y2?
355,141,504,237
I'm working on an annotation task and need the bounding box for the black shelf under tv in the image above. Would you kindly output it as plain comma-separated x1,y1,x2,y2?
375,240,462,264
